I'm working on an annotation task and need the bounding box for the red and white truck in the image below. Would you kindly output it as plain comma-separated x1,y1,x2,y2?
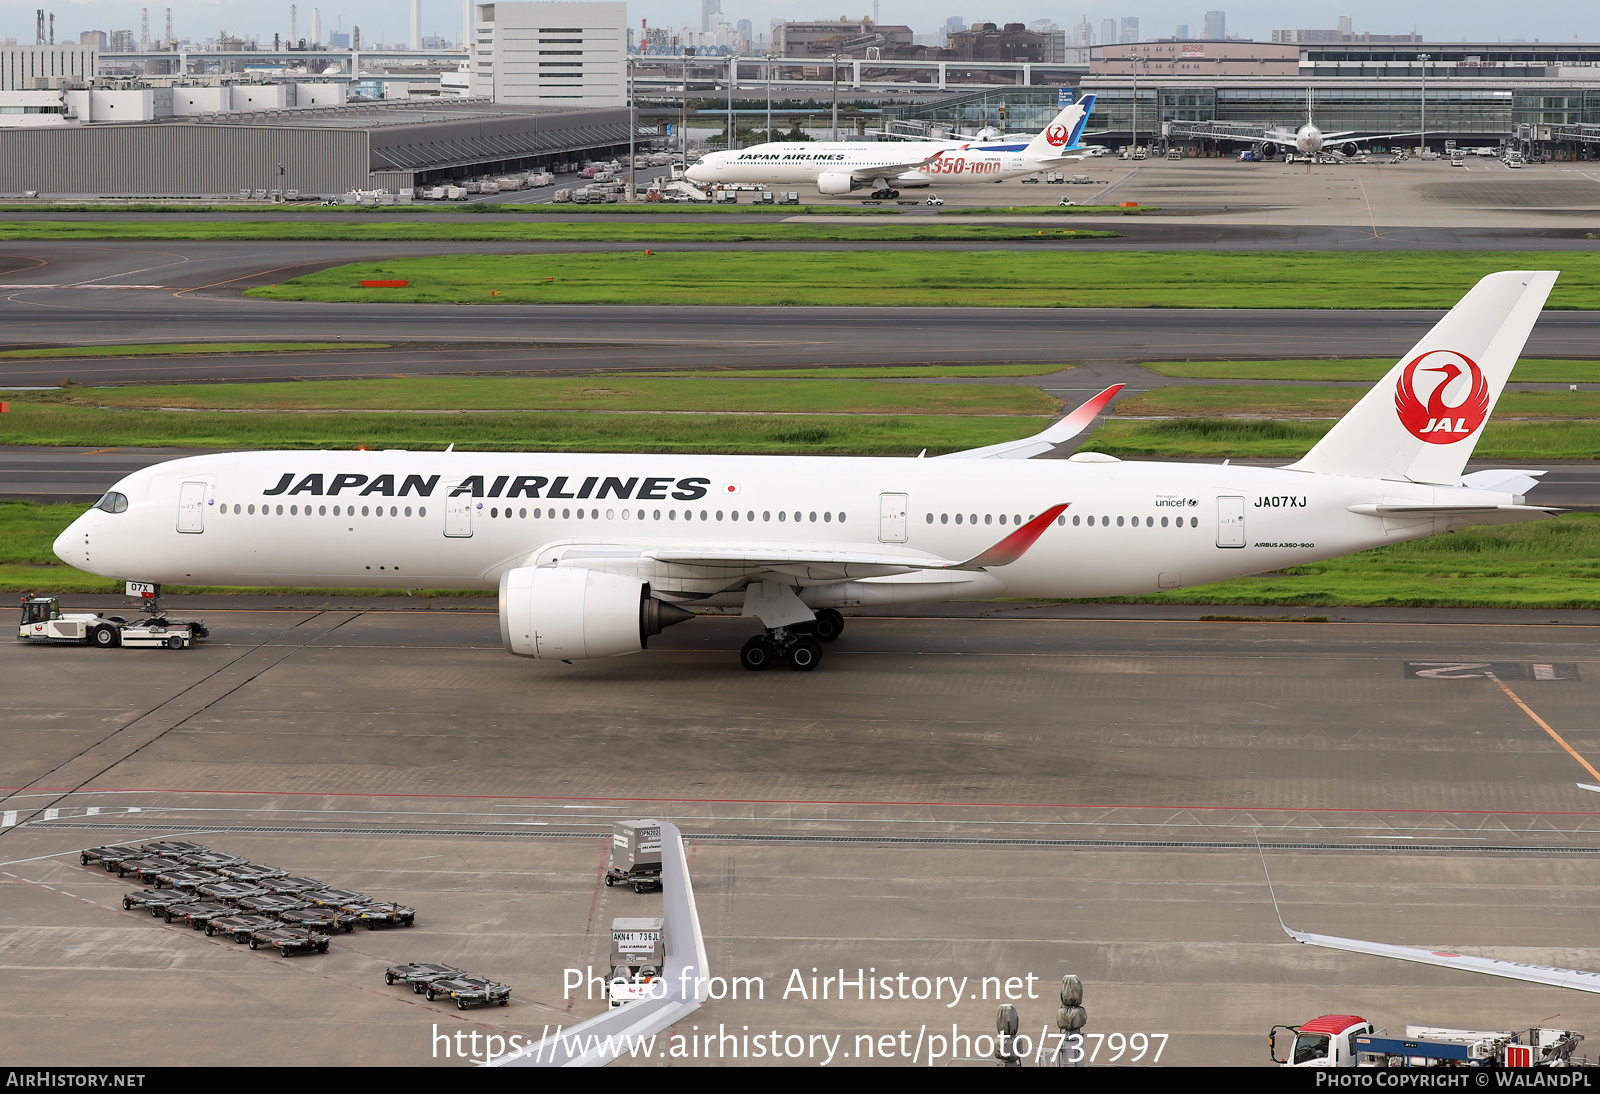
1271,1014,1587,1068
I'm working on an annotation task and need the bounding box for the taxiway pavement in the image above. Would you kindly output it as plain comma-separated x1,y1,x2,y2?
4,612,1600,1066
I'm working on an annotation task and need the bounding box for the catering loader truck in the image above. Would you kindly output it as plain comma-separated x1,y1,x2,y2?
1271,1015,1587,1067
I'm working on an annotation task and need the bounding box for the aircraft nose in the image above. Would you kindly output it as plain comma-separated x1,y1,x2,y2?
53,513,85,567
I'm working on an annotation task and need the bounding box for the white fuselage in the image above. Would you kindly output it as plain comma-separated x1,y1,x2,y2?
687,142,1045,189
1295,124,1324,154
56,450,1492,608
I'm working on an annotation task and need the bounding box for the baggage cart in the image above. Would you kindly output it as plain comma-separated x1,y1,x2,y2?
258,875,327,896
605,820,663,891
149,868,218,891
140,840,210,857
81,846,140,870
122,856,185,882
277,907,357,933
300,888,371,908
216,863,289,882
205,914,279,941
610,917,665,977
196,880,271,905
235,894,312,916
122,889,192,916
386,963,468,992
176,851,248,869
164,902,230,928
425,977,512,1010
342,901,417,929
249,927,331,956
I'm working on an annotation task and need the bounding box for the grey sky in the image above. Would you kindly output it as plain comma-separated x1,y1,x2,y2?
6,2,1593,46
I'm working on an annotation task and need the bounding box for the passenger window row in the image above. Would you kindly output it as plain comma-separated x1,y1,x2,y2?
222,503,426,518
1073,514,1199,528
483,507,848,524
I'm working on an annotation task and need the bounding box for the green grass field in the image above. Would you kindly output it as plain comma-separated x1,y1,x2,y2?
0,403,1034,453
0,342,388,360
244,251,1600,309
1081,417,1600,459
23,375,1056,415
1143,358,1600,382
0,220,1117,244
1116,386,1600,419
8,500,1599,607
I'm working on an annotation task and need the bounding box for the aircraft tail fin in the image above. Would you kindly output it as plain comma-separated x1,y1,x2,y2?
1287,271,1558,485
1023,95,1094,160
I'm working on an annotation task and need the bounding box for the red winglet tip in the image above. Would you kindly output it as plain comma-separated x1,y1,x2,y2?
966,503,1070,569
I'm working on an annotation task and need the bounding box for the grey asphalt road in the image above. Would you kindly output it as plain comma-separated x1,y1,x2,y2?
6,612,1600,1065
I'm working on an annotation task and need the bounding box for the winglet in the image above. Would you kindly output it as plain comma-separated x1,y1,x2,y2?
937,384,1123,460
960,504,1068,569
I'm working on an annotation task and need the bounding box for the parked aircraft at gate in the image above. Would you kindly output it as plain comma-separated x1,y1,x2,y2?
685,96,1096,199
55,271,1559,672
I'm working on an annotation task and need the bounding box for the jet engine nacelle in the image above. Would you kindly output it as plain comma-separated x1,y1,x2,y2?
815,170,858,196
499,566,694,661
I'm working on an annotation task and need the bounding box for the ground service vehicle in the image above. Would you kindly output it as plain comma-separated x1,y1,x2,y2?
1271,1015,1587,1067
18,595,206,649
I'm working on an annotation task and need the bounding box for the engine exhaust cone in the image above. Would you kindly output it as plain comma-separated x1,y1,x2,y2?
642,597,696,638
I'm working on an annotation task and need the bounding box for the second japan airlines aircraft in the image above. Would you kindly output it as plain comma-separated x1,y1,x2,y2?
58,270,1558,672
684,95,1096,199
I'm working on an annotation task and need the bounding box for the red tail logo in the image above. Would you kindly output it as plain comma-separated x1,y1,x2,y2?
1045,123,1070,146
1395,350,1490,444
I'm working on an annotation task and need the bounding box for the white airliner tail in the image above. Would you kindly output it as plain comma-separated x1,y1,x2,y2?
1287,270,1558,485
1022,95,1095,161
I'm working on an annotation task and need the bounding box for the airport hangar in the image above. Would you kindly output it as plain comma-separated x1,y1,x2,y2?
0,98,641,199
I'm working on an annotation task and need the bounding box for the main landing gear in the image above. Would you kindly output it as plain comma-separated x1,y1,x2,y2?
868,188,901,200
739,609,845,672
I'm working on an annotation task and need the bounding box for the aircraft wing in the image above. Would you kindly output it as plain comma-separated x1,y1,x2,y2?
649,504,1069,572
939,385,1122,460
1282,922,1600,995
547,506,1069,583
487,821,710,1066
848,149,954,182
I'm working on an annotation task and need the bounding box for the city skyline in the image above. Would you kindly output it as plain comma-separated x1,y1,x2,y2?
3,2,1593,48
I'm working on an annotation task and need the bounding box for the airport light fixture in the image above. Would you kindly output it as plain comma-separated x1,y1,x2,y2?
681,47,694,164
1418,53,1430,157
765,51,775,142
830,51,841,141
627,56,635,202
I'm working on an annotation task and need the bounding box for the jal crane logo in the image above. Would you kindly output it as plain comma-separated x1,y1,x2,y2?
1394,349,1491,444
1045,123,1071,147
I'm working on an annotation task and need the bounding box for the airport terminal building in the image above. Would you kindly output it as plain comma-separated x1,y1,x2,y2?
1081,41,1600,153
0,97,636,198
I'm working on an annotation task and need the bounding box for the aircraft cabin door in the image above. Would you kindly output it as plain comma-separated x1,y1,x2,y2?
1216,496,1245,549
878,493,908,543
177,481,208,534
444,492,474,538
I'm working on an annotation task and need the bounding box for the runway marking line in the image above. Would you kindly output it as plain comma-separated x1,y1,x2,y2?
1488,670,1600,784
9,783,1600,817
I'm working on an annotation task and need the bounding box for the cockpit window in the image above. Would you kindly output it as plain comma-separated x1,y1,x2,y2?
93,491,128,514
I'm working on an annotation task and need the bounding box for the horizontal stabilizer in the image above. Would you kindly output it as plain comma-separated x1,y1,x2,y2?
1347,503,1560,517
1460,468,1545,495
